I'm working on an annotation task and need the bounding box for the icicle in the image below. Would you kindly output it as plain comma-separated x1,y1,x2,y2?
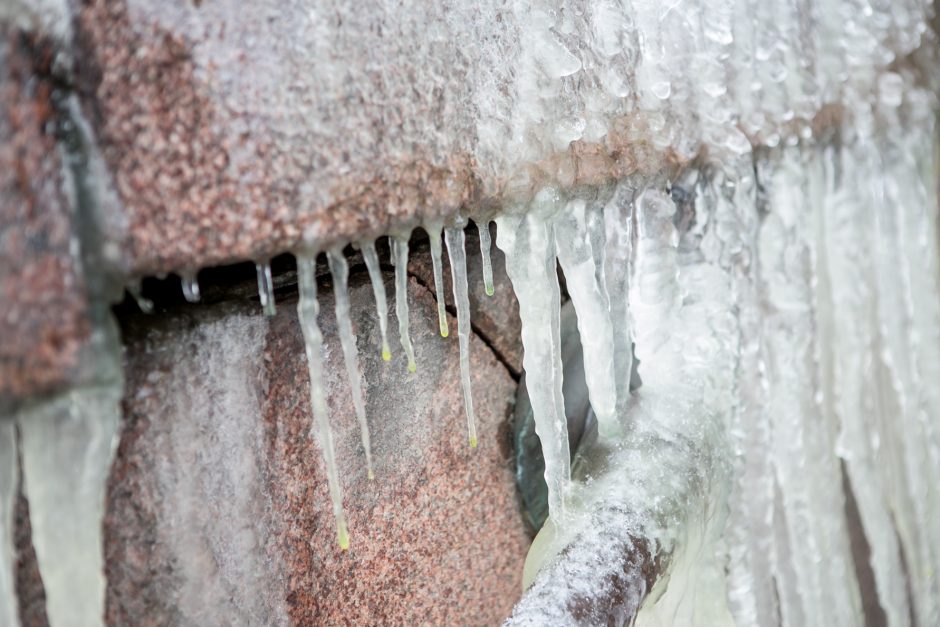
426,224,450,337
18,387,121,627
255,260,276,317
553,198,619,439
391,236,417,373
0,419,17,627
444,227,478,448
326,248,375,480
477,220,495,297
603,182,636,419
496,199,569,518
296,253,349,550
361,241,392,362
127,279,154,314
180,271,201,303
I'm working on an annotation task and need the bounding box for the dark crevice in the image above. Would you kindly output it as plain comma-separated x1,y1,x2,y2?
841,461,888,627
112,234,521,384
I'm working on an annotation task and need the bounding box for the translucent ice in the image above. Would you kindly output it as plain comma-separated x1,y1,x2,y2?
444,227,477,448
296,253,349,549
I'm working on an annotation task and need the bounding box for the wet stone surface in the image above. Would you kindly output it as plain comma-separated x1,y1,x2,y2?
102,268,529,625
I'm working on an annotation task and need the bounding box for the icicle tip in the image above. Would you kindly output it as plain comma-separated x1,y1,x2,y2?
337,521,350,550
440,321,449,338
469,435,478,448
485,285,494,297
367,468,375,481
407,361,417,374
382,348,392,362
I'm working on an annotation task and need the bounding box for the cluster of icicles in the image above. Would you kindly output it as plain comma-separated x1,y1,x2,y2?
138,222,498,550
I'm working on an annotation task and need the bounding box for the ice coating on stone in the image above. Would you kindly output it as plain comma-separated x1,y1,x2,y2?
180,271,201,303
477,221,495,297
514,80,940,627
426,224,450,337
554,197,619,439
496,198,570,518
18,386,121,627
296,254,349,550
444,227,477,448
327,248,375,480
0,419,17,627
391,236,417,373
255,260,276,317
361,240,392,361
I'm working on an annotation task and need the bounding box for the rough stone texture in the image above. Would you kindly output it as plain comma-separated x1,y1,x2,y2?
71,0,690,278
407,222,523,375
0,27,91,406
104,269,529,625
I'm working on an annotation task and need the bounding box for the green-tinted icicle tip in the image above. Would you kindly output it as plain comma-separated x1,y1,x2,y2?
382,349,392,361
469,436,478,448
338,523,350,550
440,322,449,338
407,362,417,373
485,285,494,297
367,469,375,481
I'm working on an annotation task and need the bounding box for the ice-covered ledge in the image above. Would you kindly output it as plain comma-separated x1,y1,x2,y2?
70,0,936,277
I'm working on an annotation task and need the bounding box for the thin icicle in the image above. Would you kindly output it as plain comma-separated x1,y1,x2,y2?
426,224,450,337
127,279,154,314
554,198,619,439
391,236,417,373
361,241,392,361
180,271,201,303
0,419,17,627
255,260,276,317
445,227,478,448
496,200,569,518
326,248,375,480
478,220,495,296
18,387,121,627
296,253,349,550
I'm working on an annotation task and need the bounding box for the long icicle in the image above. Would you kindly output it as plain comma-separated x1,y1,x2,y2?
361,241,392,362
255,260,276,316
496,208,569,517
427,224,450,337
0,419,17,627
296,253,349,550
478,220,495,296
445,226,478,448
327,248,375,480
391,236,417,373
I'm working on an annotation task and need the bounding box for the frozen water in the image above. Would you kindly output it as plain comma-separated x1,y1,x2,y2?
361,240,393,361
444,226,477,448
255,260,277,317
18,387,122,627
327,249,375,480
391,236,418,373
0,419,17,627
297,253,349,549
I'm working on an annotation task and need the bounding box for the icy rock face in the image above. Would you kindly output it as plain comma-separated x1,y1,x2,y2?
72,0,933,275
506,74,940,626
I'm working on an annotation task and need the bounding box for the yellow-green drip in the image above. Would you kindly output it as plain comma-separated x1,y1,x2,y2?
337,521,350,550
485,285,495,297
382,348,392,361
470,435,478,448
